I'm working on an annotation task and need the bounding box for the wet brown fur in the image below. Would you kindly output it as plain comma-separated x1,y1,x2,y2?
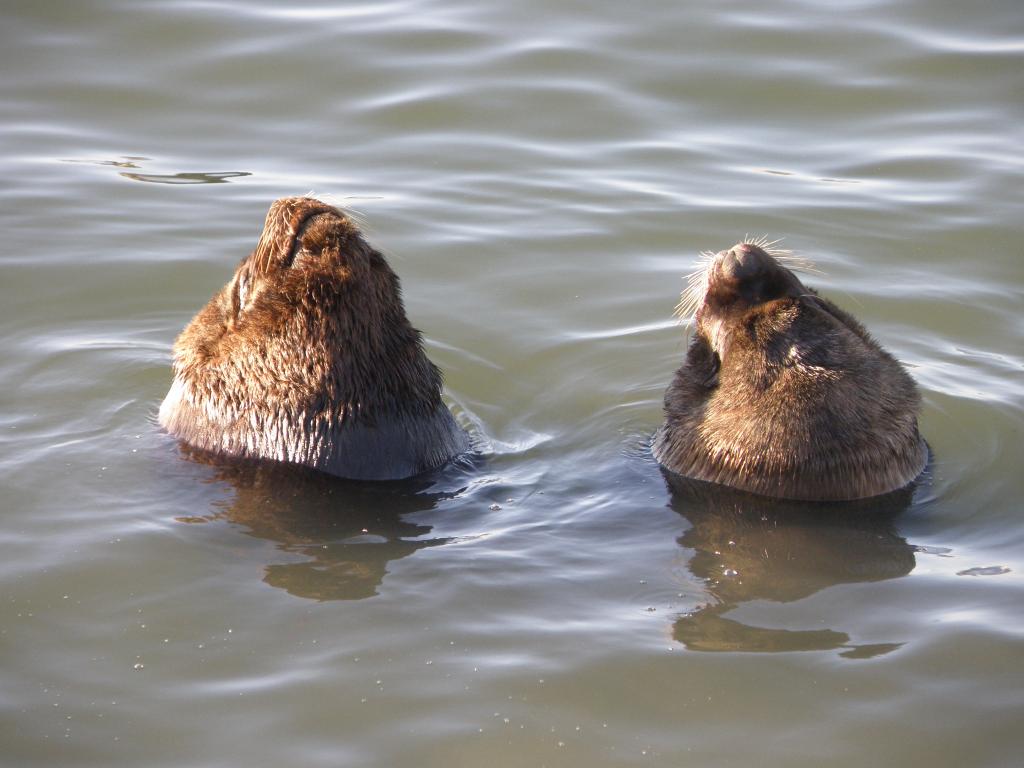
652,243,927,501
159,197,468,480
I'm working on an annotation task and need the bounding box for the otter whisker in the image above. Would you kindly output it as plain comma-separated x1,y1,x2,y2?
775,255,822,275
309,191,370,229
674,250,716,322
743,235,823,276
743,234,792,257
340,205,369,229
752,235,783,250
674,240,826,323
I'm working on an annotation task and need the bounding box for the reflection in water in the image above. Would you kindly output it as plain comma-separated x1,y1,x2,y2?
60,155,149,168
665,472,918,657
60,157,250,183
120,170,251,184
178,449,464,601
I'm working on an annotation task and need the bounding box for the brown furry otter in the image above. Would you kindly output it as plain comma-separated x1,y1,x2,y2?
159,196,469,480
652,240,927,501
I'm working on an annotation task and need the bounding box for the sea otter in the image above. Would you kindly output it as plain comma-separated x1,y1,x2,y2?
159,196,469,480
652,239,928,501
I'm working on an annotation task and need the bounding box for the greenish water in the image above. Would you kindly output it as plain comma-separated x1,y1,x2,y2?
2,1,1023,766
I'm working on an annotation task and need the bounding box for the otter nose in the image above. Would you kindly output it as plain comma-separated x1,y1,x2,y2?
718,243,765,282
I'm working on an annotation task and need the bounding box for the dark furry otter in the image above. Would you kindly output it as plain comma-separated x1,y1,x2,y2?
159,196,469,480
652,240,927,501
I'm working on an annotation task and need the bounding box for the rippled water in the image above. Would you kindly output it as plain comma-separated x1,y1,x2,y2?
2,1,1023,765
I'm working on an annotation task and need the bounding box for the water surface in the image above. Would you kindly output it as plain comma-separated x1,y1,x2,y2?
2,1,1023,766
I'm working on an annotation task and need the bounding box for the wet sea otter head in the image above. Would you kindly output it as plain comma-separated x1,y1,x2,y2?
653,239,927,501
159,196,468,480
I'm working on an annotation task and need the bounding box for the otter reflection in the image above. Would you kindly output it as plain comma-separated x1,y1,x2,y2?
180,448,462,601
665,472,917,657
